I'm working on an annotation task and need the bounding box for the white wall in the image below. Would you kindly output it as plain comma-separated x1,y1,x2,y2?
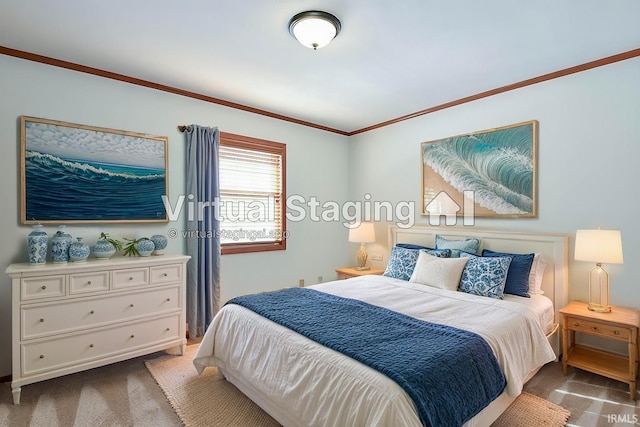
0,54,351,376
348,57,640,313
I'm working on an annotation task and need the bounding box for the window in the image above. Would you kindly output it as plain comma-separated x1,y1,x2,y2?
219,132,286,255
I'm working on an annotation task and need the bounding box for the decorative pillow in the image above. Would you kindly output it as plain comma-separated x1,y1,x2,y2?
396,243,451,257
435,235,480,257
409,251,468,291
528,253,547,295
482,249,534,298
383,246,450,281
458,253,512,299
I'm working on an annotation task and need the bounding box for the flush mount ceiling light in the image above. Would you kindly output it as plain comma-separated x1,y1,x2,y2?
288,10,341,50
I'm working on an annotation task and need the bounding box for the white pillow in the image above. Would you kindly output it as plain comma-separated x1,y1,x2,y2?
528,253,548,295
409,251,468,291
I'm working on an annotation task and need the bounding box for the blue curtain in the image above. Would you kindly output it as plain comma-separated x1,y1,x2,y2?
185,125,221,338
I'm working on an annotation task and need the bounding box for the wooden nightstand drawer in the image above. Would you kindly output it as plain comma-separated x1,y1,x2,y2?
565,316,630,341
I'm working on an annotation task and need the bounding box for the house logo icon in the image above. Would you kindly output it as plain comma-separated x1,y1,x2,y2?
424,190,475,226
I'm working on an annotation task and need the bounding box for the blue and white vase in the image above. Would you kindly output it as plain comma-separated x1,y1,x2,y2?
50,225,72,263
135,239,155,257
69,237,90,262
28,223,48,266
91,238,116,260
150,234,168,255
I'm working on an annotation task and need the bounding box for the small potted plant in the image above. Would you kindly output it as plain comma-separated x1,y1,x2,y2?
123,237,155,257
92,232,123,260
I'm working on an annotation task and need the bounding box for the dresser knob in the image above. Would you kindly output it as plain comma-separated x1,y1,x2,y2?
39,355,44,359
129,277,134,281
163,273,168,277
166,298,171,302
87,281,92,286
130,304,134,308
89,344,94,348
41,285,47,290
591,326,597,331
614,330,620,335
39,318,44,323
90,310,95,315
573,322,579,327
166,328,170,332
130,334,135,339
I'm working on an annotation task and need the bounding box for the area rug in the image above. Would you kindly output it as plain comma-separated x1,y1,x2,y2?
492,392,571,427
145,345,570,427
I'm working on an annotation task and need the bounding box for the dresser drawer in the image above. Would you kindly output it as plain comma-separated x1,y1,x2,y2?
566,316,630,340
21,276,65,301
150,264,183,285
21,314,181,376
21,286,181,339
69,271,109,294
112,267,149,289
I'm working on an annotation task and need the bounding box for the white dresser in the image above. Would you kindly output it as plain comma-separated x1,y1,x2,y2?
5,255,190,404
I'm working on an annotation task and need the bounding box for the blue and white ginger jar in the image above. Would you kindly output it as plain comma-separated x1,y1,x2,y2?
150,234,168,255
28,223,48,266
136,239,155,257
69,237,90,262
50,225,72,263
91,238,116,260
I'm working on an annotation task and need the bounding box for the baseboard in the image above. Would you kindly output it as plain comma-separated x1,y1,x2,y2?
0,374,11,384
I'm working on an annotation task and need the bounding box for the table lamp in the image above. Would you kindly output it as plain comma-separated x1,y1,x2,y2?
348,222,375,270
574,229,624,312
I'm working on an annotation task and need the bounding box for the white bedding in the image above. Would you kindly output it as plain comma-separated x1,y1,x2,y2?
503,293,554,335
194,275,556,427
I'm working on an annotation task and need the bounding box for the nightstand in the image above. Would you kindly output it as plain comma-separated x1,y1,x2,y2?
335,267,385,280
560,301,639,401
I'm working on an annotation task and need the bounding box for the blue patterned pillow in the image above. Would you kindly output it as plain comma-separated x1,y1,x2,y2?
435,235,480,257
395,243,451,257
482,249,534,298
458,253,512,299
384,246,450,281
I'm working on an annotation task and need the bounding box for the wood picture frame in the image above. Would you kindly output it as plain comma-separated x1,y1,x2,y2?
21,116,169,224
421,120,538,218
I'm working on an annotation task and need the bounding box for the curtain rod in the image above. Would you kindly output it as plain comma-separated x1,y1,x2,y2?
177,125,191,132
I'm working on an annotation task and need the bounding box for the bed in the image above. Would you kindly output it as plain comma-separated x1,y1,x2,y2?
194,226,569,427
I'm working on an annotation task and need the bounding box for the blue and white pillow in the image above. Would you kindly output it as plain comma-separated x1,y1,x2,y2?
435,235,480,257
482,249,534,298
383,246,450,281
458,253,512,299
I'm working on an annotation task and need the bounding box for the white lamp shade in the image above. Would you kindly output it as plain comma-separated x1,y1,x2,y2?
575,229,624,264
348,222,375,243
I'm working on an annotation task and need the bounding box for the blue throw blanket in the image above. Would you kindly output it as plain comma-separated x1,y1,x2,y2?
228,287,506,427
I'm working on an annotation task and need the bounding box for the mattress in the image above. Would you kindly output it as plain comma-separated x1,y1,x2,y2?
194,275,556,426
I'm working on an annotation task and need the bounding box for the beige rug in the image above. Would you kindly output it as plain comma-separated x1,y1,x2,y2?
492,392,571,427
145,345,570,427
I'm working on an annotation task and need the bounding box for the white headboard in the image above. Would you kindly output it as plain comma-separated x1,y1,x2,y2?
389,226,569,323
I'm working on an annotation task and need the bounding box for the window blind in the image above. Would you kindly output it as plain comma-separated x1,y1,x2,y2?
219,145,283,245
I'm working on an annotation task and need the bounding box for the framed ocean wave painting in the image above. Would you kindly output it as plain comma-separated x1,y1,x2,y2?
21,116,169,224
421,120,537,218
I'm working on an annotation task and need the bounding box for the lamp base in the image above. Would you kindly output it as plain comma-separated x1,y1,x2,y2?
355,243,369,271
588,302,611,313
588,264,611,313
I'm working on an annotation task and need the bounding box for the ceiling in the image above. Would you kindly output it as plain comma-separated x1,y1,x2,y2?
1,1,639,134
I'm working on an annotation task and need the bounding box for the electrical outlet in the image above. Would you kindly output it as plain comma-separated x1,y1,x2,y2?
298,279,304,287
317,276,323,283
370,253,383,261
